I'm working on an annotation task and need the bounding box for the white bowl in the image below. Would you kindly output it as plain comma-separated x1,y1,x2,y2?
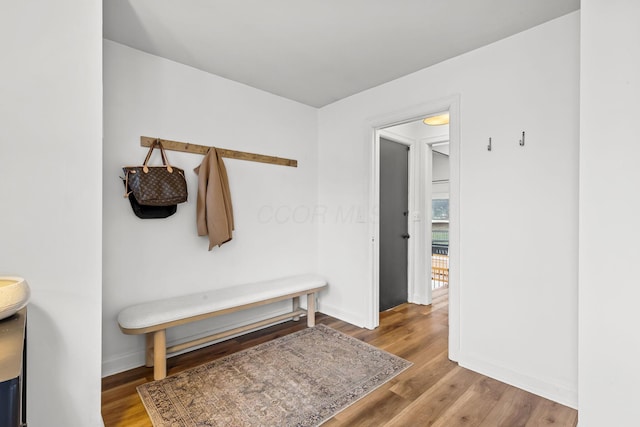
0,277,30,320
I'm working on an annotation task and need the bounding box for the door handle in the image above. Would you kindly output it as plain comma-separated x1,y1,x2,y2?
402,234,410,239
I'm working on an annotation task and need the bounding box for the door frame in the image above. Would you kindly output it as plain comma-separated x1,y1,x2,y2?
423,137,451,304
366,94,461,362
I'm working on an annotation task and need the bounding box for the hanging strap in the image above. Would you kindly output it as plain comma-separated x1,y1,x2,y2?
123,174,132,198
142,139,174,173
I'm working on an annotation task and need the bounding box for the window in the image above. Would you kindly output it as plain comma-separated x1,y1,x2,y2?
432,199,449,221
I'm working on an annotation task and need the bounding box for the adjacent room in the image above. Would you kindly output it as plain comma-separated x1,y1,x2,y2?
2,1,640,426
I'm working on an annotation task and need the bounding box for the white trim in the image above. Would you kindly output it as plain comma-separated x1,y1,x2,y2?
424,139,451,305
379,129,415,146
458,354,578,409
423,142,434,305
432,193,450,200
368,130,380,329
319,302,368,329
366,95,460,361
102,304,295,376
410,140,427,305
448,97,461,362
421,134,450,145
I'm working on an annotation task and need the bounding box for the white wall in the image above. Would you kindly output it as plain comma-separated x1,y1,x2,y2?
579,1,640,425
432,151,450,195
0,2,103,426
102,41,319,375
318,12,579,406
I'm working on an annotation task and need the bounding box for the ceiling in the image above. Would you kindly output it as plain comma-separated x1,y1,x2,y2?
104,0,580,108
387,116,449,140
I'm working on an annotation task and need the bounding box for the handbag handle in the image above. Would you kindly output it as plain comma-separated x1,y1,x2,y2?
142,139,174,173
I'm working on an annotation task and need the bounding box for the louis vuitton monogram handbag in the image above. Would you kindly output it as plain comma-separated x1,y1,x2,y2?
123,139,188,207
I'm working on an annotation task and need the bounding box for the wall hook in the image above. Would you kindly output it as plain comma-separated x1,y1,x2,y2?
519,131,525,146
487,137,492,151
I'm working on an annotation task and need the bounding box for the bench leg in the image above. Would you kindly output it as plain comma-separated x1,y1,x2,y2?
153,330,167,380
307,292,316,327
292,296,301,321
145,334,154,367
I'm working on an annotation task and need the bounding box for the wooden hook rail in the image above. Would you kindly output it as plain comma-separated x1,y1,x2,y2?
140,136,298,167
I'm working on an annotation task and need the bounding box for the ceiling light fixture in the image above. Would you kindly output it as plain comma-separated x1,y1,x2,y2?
423,113,450,126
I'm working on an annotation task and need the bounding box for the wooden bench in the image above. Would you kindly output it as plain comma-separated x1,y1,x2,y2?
117,274,327,380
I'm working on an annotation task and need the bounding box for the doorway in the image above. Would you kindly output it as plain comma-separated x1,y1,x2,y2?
378,118,450,313
368,96,460,361
429,141,450,292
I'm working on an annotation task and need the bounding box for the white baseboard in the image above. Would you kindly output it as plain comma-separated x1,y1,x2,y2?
318,302,368,329
409,292,429,305
102,347,143,377
104,296,363,377
458,353,578,409
102,305,299,377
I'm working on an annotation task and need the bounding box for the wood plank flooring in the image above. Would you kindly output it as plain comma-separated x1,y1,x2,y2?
101,288,578,426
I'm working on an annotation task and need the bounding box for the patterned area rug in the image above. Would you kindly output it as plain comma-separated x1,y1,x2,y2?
138,324,412,426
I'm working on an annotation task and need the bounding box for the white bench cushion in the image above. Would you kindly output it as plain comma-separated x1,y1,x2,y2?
117,274,327,330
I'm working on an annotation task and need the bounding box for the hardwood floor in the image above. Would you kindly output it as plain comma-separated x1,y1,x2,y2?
101,288,578,426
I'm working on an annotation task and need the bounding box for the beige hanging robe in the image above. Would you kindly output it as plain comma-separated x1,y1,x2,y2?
194,148,234,250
